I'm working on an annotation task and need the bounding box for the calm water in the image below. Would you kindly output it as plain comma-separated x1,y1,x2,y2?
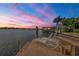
0,29,43,56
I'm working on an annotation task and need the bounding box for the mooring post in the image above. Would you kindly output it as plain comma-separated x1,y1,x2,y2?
36,26,38,38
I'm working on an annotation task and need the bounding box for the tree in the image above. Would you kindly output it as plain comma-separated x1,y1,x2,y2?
53,16,62,33
75,17,79,29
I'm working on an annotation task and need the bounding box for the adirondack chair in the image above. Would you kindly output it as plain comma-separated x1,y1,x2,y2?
34,32,61,55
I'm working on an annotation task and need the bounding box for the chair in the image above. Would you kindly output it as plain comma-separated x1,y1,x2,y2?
34,32,61,55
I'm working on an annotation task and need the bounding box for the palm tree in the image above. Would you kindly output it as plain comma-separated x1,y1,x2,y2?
60,17,66,33
62,17,76,32
53,16,62,33
71,17,76,32
75,17,79,29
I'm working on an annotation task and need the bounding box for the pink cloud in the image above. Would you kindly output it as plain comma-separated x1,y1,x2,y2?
0,4,51,28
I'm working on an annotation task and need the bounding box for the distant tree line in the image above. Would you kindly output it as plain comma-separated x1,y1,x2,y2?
0,27,40,30
0,27,27,29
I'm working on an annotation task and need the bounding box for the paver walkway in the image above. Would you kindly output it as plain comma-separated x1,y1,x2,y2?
17,39,61,56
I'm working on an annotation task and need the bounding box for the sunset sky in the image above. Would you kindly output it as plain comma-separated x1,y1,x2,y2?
0,3,79,28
